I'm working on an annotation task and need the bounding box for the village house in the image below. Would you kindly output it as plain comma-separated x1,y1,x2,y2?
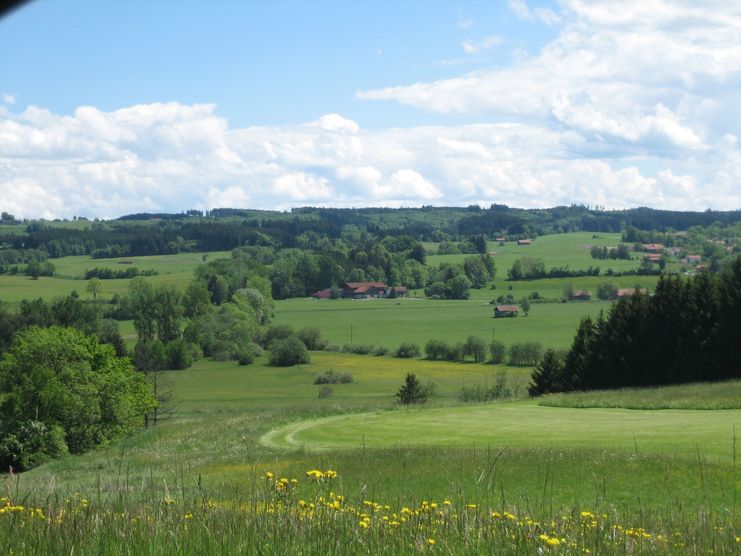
681,254,702,265
569,290,592,301
342,282,387,299
310,288,333,299
617,288,649,297
494,304,519,318
642,243,665,253
517,239,531,246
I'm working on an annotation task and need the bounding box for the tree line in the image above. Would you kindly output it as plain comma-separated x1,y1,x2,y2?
530,256,741,395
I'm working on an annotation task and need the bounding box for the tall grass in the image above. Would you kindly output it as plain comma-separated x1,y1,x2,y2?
3,462,737,555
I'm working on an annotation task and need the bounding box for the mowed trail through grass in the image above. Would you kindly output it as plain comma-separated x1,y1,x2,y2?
262,401,740,463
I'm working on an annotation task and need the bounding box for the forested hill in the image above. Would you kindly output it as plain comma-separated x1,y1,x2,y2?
119,205,741,236
1,204,740,261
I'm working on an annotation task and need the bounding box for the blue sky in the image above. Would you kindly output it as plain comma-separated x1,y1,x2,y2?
1,0,740,218
1,1,557,128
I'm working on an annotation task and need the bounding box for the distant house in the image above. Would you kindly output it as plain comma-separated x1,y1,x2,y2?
310,288,333,299
617,288,648,297
494,305,519,318
642,243,665,253
384,286,408,298
668,247,683,256
569,290,592,301
342,281,387,299
495,237,507,242
681,254,702,265
517,239,532,246
644,254,663,263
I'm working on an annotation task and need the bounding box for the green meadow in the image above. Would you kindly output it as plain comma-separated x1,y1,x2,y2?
0,251,230,304
274,297,609,350
2,232,739,553
427,232,640,272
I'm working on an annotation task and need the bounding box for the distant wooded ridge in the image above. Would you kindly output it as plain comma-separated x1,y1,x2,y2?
1,204,739,262
113,205,741,234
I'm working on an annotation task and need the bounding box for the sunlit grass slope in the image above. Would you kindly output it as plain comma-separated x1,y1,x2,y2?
261,401,740,463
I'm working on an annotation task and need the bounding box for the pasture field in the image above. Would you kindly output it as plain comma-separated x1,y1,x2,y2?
466,274,661,301
10,351,740,554
274,297,609,350
426,232,642,272
0,251,230,304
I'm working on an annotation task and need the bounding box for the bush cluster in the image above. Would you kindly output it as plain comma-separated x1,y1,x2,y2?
394,343,421,358
314,370,353,385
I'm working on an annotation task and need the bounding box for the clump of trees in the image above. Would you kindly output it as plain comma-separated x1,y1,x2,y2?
590,244,631,260
0,327,156,471
529,257,741,395
425,255,495,300
507,257,600,280
394,343,421,358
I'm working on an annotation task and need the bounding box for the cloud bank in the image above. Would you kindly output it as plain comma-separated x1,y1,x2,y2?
1,0,740,218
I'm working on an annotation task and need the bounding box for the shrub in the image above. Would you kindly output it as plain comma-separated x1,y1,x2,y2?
0,420,68,472
374,345,389,356
596,281,619,300
459,372,512,402
463,335,486,362
425,339,449,360
269,336,310,367
297,327,328,351
489,340,506,364
318,386,333,399
323,343,341,352
165,339,192,370
260,325,295,348
314,370,353,385
444,343,465,362
508,341,544,366
237,343,262,366
394,342,420,359
341,344,374,355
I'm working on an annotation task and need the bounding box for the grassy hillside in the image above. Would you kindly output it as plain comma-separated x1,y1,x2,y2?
10,353,739,554
539,380,741,409
0,251,230,304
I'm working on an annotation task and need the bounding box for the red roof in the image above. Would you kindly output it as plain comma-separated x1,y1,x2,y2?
345,282,386,290
642,243,665,252
617,288,648,297
311,288,333,299
494,305,519,312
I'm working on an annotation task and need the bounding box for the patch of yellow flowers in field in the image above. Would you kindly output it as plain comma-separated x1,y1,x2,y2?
1,472,738,553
